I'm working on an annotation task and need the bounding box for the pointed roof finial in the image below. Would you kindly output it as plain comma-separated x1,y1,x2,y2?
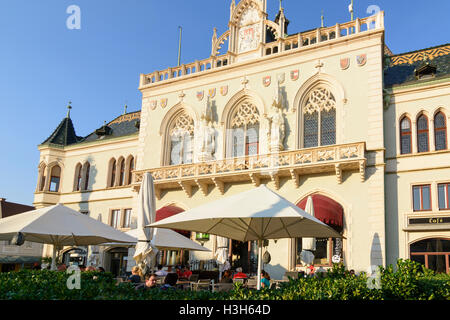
279,0,283,11
66,101,72,118
123,104,128,115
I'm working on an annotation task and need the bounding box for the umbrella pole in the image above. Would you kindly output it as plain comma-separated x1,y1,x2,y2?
257,239,262,290
51,245,57,271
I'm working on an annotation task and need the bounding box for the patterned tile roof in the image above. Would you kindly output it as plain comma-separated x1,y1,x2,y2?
40,116,84,147
384,44,450,87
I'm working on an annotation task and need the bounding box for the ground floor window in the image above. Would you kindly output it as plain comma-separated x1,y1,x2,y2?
410,238,450,273
296,237,343,266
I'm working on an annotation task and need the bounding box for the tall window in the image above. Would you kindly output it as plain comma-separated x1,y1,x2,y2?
109,159,116,187
400,117,412,154
438,183,450,210
303,87,336,148
169,111,194,165
39,165,46,192
74,163,82,191
123,209,132,228
83,162,90,190
49,165,61,192
413,185,431,211
230,101,260,157
110,210,121,229
127,156,134,185
118,158,125,186
435,112,447,151
417,114,429,153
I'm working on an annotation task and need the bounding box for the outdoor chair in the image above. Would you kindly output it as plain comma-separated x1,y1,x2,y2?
191,279,211,291
213,283,234,292
189,274,199,282
269,281,277,290
232,278,246,284
283,271,299,280
246,278,258,289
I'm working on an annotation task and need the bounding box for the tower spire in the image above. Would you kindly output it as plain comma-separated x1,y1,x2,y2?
321,10,324,27
66,101,72,118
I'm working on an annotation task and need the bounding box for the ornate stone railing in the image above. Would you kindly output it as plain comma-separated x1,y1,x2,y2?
133,142,366,199
139,13,384,88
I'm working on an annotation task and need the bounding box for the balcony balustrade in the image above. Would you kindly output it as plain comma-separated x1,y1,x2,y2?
133,142,367,199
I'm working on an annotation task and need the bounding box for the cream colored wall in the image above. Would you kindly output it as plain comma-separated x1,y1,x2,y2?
135,29,387,276
384,80,450,266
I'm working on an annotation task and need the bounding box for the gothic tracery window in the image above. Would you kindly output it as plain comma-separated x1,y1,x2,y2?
303,87,336,148
417,114,429,153
435,112,447,151
169,111,195,165
400,116,412,154
230,101,260,157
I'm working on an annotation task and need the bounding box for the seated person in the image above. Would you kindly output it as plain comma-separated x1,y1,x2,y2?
220,270,233,283
180,265,193,280
128,266,142,284
176,265,183,278
260,270,271,289
155,264,168,277
160,272,178,290
135,273,158,290
232,267,248,279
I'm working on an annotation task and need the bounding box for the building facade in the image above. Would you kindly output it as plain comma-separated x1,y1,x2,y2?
33,0,450,279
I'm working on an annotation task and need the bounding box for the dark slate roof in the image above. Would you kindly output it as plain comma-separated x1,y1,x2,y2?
384,44,450,87
0,198,34,219
82,111,140,144
40,116,84,146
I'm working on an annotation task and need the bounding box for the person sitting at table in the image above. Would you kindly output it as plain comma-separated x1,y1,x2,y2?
155,264,168,277
135,273,158,290
180,265,193,280
160,272,178,290
232,267,248,280
127,266,142,284
176,265,183,278
220,270,233,283
260,270,271,289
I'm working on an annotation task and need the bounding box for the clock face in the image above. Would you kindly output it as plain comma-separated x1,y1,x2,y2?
238,23,260,53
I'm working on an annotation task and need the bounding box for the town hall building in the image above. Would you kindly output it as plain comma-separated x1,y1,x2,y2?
33,0,450,279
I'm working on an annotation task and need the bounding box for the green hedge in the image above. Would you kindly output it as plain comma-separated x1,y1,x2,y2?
0,259,449,300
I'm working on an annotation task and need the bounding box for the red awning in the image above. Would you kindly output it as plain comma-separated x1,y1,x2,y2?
156,206,190,238
297,194,343,229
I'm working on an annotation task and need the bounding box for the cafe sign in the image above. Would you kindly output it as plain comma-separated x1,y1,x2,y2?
408,217,450,225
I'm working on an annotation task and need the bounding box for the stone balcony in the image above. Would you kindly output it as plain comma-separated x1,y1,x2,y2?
133,142,367,199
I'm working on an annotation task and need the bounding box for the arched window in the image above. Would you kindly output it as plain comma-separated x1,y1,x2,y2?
417,114,429,153
74,163,82,191
169,111,194,165
435,112,447,151
410,238,450,273
400,117,412,154
49,165,61,192
118,158,125,186
127,156,135,185
303,87,336,148
38,164,46,192
230,101,260,157
83,162,90,190
109,159,116,188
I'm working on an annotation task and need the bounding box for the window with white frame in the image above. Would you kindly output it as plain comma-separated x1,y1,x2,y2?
110,209,121,228
413,185,432,212
438,183,450,210
123,209,132,228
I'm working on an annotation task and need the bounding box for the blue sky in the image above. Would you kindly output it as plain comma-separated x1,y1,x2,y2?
0,0,449,205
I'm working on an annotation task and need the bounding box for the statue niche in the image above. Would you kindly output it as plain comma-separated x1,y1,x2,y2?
266,80,285,153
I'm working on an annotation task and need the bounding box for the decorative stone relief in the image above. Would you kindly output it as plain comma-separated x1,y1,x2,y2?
266,80,286,153
197,99,216,162
303,87,336,115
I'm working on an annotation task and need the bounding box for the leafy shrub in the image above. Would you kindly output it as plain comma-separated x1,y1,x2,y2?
0,260,449,300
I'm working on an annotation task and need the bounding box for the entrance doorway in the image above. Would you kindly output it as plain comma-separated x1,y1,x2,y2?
106,247,128,277
230,240,257,274
410,238,450,273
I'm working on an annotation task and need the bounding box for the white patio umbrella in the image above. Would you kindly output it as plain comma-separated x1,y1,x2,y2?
148,185,342,290
0,204,136,270
109,228,210,252
301,196,316,265
133,172,159,274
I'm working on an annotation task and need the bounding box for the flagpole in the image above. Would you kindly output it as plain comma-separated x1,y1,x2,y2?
178,26,182,66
